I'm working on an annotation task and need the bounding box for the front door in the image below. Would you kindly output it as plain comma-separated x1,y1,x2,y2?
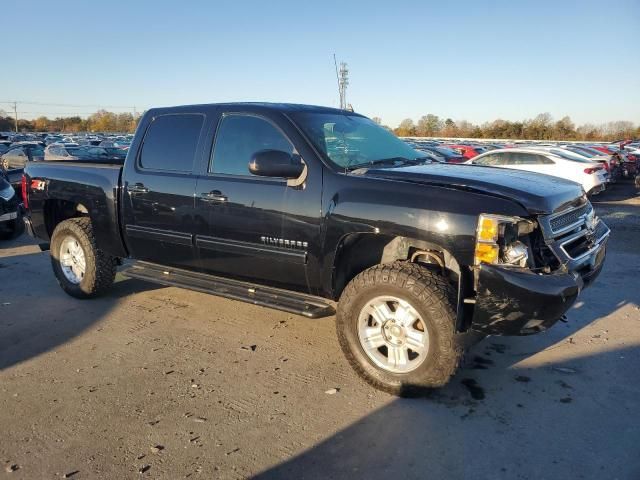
194,112,321,293
121,112,206,270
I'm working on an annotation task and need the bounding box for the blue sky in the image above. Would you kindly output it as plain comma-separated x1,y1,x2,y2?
2,0,639,127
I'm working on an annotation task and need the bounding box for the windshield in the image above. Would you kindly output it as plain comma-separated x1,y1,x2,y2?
66,147,86,156
28,146,44,156
565,147,595,158
581,147,608,156
432,147,460,157
549,149,593,163
291,113,424,169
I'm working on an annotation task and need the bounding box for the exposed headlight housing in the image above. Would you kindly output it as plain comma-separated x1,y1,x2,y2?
502,241,529,267
475,214,533,267
0,183,15,201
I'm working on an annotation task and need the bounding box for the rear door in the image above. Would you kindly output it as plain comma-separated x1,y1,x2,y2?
121,112,206,270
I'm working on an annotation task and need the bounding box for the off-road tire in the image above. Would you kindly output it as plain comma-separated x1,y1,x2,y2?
50,218,117,298
336,261,463,396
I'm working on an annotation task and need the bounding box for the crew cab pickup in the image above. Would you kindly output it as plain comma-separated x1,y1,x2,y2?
23,103,609,395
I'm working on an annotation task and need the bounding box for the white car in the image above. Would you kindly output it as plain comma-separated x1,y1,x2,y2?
525,146,614,183
624,146,640,156
466,148,607,196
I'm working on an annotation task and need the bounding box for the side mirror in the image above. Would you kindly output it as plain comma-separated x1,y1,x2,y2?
249,150,304,179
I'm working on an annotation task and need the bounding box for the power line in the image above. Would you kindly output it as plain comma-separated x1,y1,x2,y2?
15,111,137,115
0,100,135,109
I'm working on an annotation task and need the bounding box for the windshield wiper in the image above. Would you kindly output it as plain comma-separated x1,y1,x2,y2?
346,156,431,171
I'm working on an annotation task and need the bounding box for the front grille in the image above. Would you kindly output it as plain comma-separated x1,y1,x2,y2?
536,200,609,268
563,235,592,259
550,203,591,233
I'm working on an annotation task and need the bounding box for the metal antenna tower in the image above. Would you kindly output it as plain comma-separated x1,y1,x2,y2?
338,62,349,110
333,55,349,110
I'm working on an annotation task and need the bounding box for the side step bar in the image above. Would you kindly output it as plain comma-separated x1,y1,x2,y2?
120,261,335,319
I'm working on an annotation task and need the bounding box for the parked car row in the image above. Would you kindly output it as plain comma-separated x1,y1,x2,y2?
0,133,131,193
466,148,608,196
0,170,23,240
404,137,639,196
0,131,134,148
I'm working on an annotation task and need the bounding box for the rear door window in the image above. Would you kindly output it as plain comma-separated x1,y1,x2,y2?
139,114,204,172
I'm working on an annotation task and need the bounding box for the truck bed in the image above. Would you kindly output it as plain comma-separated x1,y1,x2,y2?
24,160,127,257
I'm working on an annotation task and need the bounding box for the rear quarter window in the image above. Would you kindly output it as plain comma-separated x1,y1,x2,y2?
139,114,204,172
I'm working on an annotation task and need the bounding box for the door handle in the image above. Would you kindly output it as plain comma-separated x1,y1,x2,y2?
200,190,227,203
127,183,149,194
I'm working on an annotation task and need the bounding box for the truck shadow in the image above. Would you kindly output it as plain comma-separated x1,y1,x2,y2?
252,248,640,479
252,344,640,480
0,251,163,371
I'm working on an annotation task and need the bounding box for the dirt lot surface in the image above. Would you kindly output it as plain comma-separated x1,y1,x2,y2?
1,183,639,480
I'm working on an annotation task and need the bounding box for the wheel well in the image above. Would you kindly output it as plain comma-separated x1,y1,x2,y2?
332,234,462,300
44,199,89,238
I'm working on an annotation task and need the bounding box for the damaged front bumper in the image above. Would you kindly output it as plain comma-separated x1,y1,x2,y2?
470,235,607,336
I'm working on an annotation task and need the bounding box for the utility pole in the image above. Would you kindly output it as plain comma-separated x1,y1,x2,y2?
13,101,18,133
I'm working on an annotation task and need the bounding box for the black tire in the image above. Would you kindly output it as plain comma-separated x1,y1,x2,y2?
336,261,463,396
50,217,117,298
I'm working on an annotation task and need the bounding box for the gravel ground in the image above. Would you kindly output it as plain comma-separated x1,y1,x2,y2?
0,182,639,480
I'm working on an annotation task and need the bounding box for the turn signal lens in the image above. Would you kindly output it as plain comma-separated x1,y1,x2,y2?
475,243,499,264
478,216,499,242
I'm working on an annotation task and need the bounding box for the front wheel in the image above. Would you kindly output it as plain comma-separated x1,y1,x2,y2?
50,218,117,298
336,262,463,396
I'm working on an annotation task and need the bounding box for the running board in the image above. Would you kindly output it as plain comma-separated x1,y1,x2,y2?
120,261,335,319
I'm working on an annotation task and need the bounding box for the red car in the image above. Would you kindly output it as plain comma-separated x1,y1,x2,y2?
591,146,616,156
442,144,483,160
593,145,637,176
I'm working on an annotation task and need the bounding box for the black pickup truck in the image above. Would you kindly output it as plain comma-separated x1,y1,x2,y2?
23,103,609,395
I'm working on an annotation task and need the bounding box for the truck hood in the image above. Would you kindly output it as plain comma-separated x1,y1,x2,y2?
362,163,584,215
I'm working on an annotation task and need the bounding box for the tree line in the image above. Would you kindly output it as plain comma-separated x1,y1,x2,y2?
377,113,639,141
0,109,141,133
2,109,638,141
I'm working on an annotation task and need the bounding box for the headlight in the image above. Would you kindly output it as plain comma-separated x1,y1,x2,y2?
502,241,528,266
0,184,15,201
475,214,532,267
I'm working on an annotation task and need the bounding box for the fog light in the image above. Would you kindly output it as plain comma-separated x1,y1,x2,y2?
503,241,528,267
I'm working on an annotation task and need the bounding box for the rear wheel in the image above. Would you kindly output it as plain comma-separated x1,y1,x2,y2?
336,262,462,396
50,218,117,298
